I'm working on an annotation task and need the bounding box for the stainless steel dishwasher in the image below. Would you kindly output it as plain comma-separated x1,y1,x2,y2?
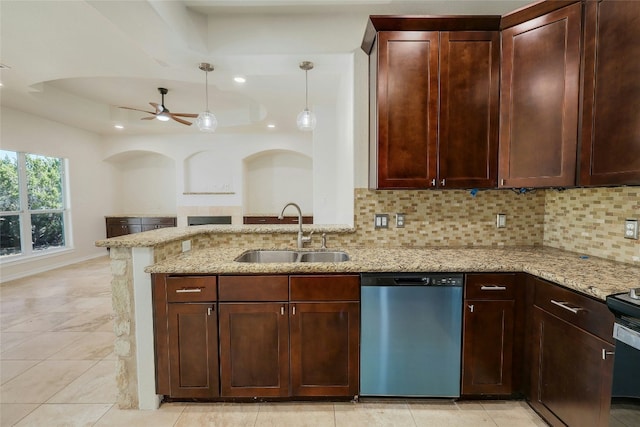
360,273,463,397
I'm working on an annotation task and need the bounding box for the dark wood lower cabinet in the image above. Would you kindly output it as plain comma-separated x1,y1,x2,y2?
462,299,515,395
462,273,518,397
290,302,360,397
218,303,290,397
529,307,614,427
167,303,219,398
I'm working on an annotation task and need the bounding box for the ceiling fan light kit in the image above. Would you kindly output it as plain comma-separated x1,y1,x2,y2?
196,62,218,133
297,60,316,132
118,87,197,126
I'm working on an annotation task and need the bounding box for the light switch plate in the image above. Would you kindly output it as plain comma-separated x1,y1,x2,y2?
624,219,638,240
496,214,506,228
375,214,389,229
396,213,405,228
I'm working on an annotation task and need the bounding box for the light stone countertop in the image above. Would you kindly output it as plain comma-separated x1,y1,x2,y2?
95,224,355,247
144,246,640,302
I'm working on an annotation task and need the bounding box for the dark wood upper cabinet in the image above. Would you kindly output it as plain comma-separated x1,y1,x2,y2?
580,0,640,186
371,30,439,189
365,17,501,190
439,31,500,188
499,2,582,188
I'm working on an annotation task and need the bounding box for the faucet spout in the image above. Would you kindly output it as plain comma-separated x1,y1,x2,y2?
278,202,311,248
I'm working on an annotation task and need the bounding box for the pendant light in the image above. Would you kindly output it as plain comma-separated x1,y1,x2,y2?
196,62,217,132
296,61,316,131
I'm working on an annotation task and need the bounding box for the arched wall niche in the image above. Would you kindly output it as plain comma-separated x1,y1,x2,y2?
243,149,313,216
104,150,176,214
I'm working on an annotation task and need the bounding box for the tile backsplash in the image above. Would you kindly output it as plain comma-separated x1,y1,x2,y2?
340,188,545,248
543,187,639,264
154,186,638,266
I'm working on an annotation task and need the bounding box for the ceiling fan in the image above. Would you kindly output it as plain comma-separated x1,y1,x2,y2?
119,87,197,126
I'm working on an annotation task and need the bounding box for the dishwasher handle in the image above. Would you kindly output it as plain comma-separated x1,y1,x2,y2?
394,277,430,285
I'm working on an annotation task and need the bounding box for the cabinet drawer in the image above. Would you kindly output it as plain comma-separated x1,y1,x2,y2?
219,276,288,302
465,273,516,300
142,217,176,226
243,216,313,224
166,276,217,302
106,217,142,225
290,275,360,301
533,277,614,343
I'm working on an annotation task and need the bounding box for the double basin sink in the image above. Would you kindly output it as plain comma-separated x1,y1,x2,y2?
235,249,349,263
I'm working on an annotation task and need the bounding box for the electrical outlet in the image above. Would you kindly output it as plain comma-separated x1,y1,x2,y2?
624,219,638,240
496,214,506,228
181,239,192,252
374,214,389,229
396,213,405,228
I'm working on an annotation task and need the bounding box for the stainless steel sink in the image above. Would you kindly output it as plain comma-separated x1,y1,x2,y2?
234,250,349,263
298,251,350,263
234,250,299,263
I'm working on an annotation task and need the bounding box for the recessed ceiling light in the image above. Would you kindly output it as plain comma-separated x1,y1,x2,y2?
234,76,246,84
114,124,124,129
267,124,276,129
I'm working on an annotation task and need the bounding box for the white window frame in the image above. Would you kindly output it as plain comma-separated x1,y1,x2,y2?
0,150,71,260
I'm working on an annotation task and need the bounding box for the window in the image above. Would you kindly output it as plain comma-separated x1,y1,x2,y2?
0,150,69,258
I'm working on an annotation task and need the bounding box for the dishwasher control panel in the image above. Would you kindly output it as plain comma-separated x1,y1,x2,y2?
361,273,463,287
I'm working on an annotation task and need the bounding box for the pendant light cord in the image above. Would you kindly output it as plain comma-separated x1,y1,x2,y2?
305,69,309,110
205,70,209,111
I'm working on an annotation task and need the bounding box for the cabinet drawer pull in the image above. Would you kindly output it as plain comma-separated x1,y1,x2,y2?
551,299,583,314
175,288,202,293
280,306,285,316
480,285,507,291
292,306,296,315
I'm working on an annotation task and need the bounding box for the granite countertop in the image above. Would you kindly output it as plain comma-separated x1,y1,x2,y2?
95,224,355,248
145,246,640,301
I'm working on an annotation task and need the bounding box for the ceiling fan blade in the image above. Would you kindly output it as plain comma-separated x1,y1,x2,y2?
141,116,156,120
149,102,163,113
171,115,193,126
172,113,199,118
118,106,155,115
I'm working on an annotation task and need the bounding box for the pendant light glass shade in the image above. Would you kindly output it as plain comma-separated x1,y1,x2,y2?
297,61,316,131
296,108,316,131
197,62,217,132
196,111,217,132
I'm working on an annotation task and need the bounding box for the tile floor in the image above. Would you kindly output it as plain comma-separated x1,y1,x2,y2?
1,256,548,426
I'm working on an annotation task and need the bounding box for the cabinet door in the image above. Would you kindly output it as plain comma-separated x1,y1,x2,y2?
439,31,499,189
218,303,289,397
530,307,614,427
462,299,514,395
374,31,439,189
167,303,219,398
289,302,360,397
580,0,640,185
499,3,581,188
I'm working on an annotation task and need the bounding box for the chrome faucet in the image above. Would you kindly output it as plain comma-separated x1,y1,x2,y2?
278,202,313,248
